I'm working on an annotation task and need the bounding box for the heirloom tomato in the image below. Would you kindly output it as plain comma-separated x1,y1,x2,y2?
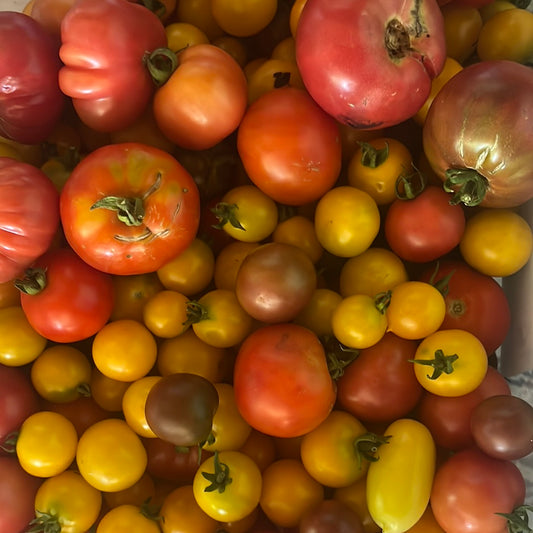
295,0,446,129
17,247,114,343
59,0,168,132
233,323,336,438
0,158,60,283
60,143,200,275
423,60,533,208
0,12,64,144
237,87,342,206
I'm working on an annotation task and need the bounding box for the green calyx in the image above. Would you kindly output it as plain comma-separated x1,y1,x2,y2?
359,141,389,168
409,349,459,380
443,168,489,207
210,202,245,231
14,268,47,296
202,451,233,493
354,432,391,469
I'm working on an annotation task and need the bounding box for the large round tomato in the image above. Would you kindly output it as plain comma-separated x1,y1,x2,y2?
233,323,337,438
60,143,200,275
237,86,342,206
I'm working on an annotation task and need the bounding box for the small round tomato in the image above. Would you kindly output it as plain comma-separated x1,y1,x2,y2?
193,450,262,522
238,430,277,473
30,345,92,403
259,458,324,529
90,368,131,412
211,0,277,37
293,288,343,338
212,35,248,68
412,329,488,397
76,418,147,492
142,289,189,338
164,21,210,53
16,411,78,478
33,470,102,533
96,504,161,533
385,281,446,340
347,137,413,205
440,4,483,63
213,241,260,291
122,376,162,439
92,319,158,382
459,208,533,277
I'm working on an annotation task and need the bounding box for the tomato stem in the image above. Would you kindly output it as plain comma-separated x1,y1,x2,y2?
91,196,145,226
145,47,179,87
374,290,392,314
210,202,245,231
409,349,459,379
496,504,533,533
395,165,427,200
443,168,489,207
183,301,210,327
273,71,292,88
202,451,233,493
359,141,389,168
384,19,412,60
0,430,19,454
353,432,391,469
321,335,359,380
14,268,47,296
28,512,61,533
138,0,167,19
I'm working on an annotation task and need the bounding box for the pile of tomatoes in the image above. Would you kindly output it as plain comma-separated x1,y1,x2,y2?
1,0,533,532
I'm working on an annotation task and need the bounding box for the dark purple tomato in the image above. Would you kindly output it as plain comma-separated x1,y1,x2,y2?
299,499,365,533
144,373,219,447
470,394,533,461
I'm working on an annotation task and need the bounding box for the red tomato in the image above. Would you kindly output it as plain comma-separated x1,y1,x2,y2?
431,448,526,533
153,44,248,151
59,0,167,132
237,87,342,206
295,0,446,129
0,158,60,283
384,186,466,263
0,12,64,144
336,332,423,424
60,143,200,275
233,323,337,438
17,247,114,343
419,259,511,355
415,365,511,451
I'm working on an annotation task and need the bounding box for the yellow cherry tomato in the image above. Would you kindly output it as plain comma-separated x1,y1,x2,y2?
193,451,262,522
96,504,161,533
34,470,102,533
16,411,78,478
157,237,215,296
411,329,488,397
76,418,147,492
103,472,156,509
271,36,297,63
459,208,533,277
332,294,388,350
314,186,381,258
165,21,210,53
214,241,261,290
211,0,277,37
385,281,446,340
290,0,308,37
479,0,516,22
90,368,131,412
239,429,277,472
347,137,413,205
175,0,225,40
212,35,248,68
122,376,162,438
441,4,483,64
92,319,158,382
366,418,436,533
142,289,190,338
0,306,47,366
272,215,324,264
293,288,343,338
339,247,409,298
30,345,92,403
203,383,252,452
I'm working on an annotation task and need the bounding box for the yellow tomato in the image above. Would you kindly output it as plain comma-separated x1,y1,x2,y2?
142,289,190,338
16,411,78,478
92,319,158,382
366,418,436,533
385,281,446,340
30,345,92,403
103,472,156,509
272,215,324,264
339,247,409,298
412,329,488,397
290,0,308,37
271,36,297,63
441,4,483,63
293,288,343,337
479,0,516,22
212,35,248,68
122,376,162,438
165,21,210,53
175,0,225,40
157,237,215,296
0,306,46,366
90,368,131,412
459,208,533,277
239,429,277,472
214,241,261,290
96,504,161,533
314,186,380,258
211,0,277,37
347,137,413,205
76,419,147,492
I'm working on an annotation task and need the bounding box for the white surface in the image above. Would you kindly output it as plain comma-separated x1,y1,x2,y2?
0,0,27,11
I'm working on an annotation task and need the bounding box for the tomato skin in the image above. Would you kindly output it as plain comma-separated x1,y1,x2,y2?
59,0,167,132
366,418,436,533
0,12,64,144
153,44,248,151
60,143,200,275
18,247,114,343
0,158,60,283
295,0,446,129
423,60,533,208
237,87,342,206
384,186,465,263
233,323,337,438
430,448,526,533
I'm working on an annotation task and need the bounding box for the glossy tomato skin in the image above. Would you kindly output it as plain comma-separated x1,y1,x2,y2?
0,12,64,144
295,0,446,129
0,158,60,283
299,499,366,533
233,323,337,438
237,87,342,206
384,186,466,263
423,60,533,208
60,143,200,275
430,447,526,533
59,0,167,132
18,247,114,343
419,259,511,355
